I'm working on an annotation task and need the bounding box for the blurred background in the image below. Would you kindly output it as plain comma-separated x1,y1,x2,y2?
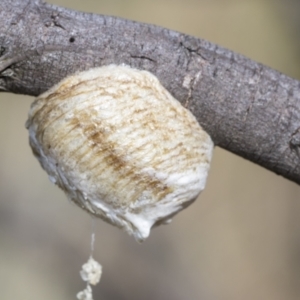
1,0,300,299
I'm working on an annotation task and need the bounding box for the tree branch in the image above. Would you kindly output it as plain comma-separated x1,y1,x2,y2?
1,0,300,185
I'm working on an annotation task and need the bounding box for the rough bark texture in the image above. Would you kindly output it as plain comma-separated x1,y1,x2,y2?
1,0,300,185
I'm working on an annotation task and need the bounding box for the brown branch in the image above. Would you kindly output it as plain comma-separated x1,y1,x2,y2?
1,0,300,185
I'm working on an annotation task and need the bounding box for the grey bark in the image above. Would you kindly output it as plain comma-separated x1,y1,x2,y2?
1,0,300,185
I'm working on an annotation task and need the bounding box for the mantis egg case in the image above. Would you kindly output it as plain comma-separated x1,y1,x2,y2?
26,64,213,242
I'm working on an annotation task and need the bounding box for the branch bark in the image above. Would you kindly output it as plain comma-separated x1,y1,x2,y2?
1,0,300,185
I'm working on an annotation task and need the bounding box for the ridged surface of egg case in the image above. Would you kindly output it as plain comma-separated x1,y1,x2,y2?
26,65,213,241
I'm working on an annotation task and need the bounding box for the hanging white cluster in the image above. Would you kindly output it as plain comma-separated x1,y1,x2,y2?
26,64,213,242
77,256,102,300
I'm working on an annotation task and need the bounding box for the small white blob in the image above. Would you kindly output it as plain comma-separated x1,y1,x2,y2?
77,256,102,300
77,284,93,300
26,64,214,241
77,223,102,300
80,256,102,286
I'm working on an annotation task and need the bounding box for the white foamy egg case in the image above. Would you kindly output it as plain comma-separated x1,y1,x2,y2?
26,65,213,241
